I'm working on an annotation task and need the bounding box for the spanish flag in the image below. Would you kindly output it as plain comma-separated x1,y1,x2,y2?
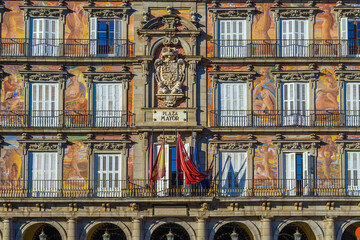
151,141,166,181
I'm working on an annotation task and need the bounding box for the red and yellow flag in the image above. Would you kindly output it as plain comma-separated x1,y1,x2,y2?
151,141,166,181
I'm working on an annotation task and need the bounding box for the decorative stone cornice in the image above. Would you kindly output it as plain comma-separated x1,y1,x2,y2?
137,15,201,39
270,6,319,21
20,70,69,90
83,71,132,90
83,6,131,21
209,70,257,89
272,139,321,155
336,140,360,153
84,139,132,155
334,6,360,21
208,7,258,21
18,140,67,156
209,140,258,155
335,69,360,89
271,70,320,89
20,5,69,23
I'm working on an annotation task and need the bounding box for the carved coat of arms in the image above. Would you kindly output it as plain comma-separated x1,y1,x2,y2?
154,47,185,107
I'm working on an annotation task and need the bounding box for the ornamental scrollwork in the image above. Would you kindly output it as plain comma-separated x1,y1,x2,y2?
20,71,69,82
271,71,320,82
273,140,320,155
334,7,360,21
219,142,253,151
282,142,313,150
84,140,132,156
83,6,131,20
335,70,360,90
28,142,59,151
209,71,257,88
18,140,67,156
209,7,257,21
93,142,125,151
20,6,69,23
336,140,360,154
271,7,319,21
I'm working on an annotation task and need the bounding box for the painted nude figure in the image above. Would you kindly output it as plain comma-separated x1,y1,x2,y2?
316,70,339,111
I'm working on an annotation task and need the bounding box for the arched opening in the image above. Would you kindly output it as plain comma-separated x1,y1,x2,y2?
86,223,127,240
150,223,190,240
341,222,360,240
214,222,253,240
278,222,316,240
23,223,62,240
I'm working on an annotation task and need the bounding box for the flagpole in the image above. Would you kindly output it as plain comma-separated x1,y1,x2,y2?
175,129,179,195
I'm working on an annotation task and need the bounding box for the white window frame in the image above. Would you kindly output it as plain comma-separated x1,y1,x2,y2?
219,151,248,197
346,152,360,196
282,82,309,126
90,18,123,56
30,82,59,127
94,83,123,127
95,153,123,197
283,152,310,196
281,19,309,57
29,152,60,197
31,18,60,56
346,82,360,126
218,19,247,58
218,82,247,126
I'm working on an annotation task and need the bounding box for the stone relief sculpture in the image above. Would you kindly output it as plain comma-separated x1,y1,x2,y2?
154,47,186,107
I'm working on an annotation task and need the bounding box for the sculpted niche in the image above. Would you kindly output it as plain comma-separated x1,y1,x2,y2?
154,47,186,107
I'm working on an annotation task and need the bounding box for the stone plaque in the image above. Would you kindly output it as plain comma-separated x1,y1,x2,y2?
153,110,187,122
154,205,188,216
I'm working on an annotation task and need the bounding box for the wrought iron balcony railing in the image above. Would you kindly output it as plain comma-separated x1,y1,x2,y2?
0,110,135,128
0,179,356,198
212,39,360,58
210,110,360,127
0,38,134,57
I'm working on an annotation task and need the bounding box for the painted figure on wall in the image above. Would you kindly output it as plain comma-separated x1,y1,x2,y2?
66,2,86,39
65,69,87,112
254,138,277,184
253,68,276,112
316,69,339,111
319,5,335,41
64,139,88,182
318,136,338,180
0,137,22,188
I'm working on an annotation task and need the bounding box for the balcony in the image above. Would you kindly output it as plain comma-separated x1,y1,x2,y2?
212,39,359,58
0,110,135,128
0,179,356,198
209,110,360,127
0,38,134,57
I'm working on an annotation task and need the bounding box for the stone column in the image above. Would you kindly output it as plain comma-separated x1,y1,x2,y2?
3,218,11,240
132,218,142,240
67,218,76,240
324,217,335,240
197,218,207,240
261,217,272,240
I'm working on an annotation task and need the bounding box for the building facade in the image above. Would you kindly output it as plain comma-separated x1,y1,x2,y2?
0,0,359,239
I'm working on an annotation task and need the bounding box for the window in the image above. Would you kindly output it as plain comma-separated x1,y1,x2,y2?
283,152,309,196
218,83,247,126
346,82,360,126
346,152,360,196
31,19,59,56
282,82,309,126
218,20,247,57
94,83,123,127
90,18,123,56
29,152,59,197
219,152,247,196
281,19,308,57
30,83,59,127
95,154,122,197
340,18,360,56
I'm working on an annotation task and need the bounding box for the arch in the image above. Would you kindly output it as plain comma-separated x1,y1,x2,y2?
209,218,261,240
79,218,131,240
16,219,67,240
141,15,198,31
144,218,196,240
336,217,360,240
274,217,324,240
149,37,191,56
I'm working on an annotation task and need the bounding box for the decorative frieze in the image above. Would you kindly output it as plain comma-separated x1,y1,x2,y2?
84,140,131,155
334,6,360,21
209,7,257,21
271,70,320,89
20,70,69,91
209,140,258,155
83,70,132,90
20,5,69,23
271,6,319,21
83,6,131,20
335,139,360,154
273,139,321,155
18,140,68,156
335,69,360,90
209,70,257,89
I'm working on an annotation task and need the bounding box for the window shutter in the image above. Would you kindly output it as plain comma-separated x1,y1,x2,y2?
96,154,122,197
283,83,295,125
90,17,98,55
341,17,349,56
114,19,123,56
284,153,296,195
346,83,360,126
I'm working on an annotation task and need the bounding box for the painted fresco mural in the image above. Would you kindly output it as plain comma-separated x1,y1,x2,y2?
317,135,340,181
316,67,339,111
64,136,88,182
0,137,22,188
254,136,277,184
